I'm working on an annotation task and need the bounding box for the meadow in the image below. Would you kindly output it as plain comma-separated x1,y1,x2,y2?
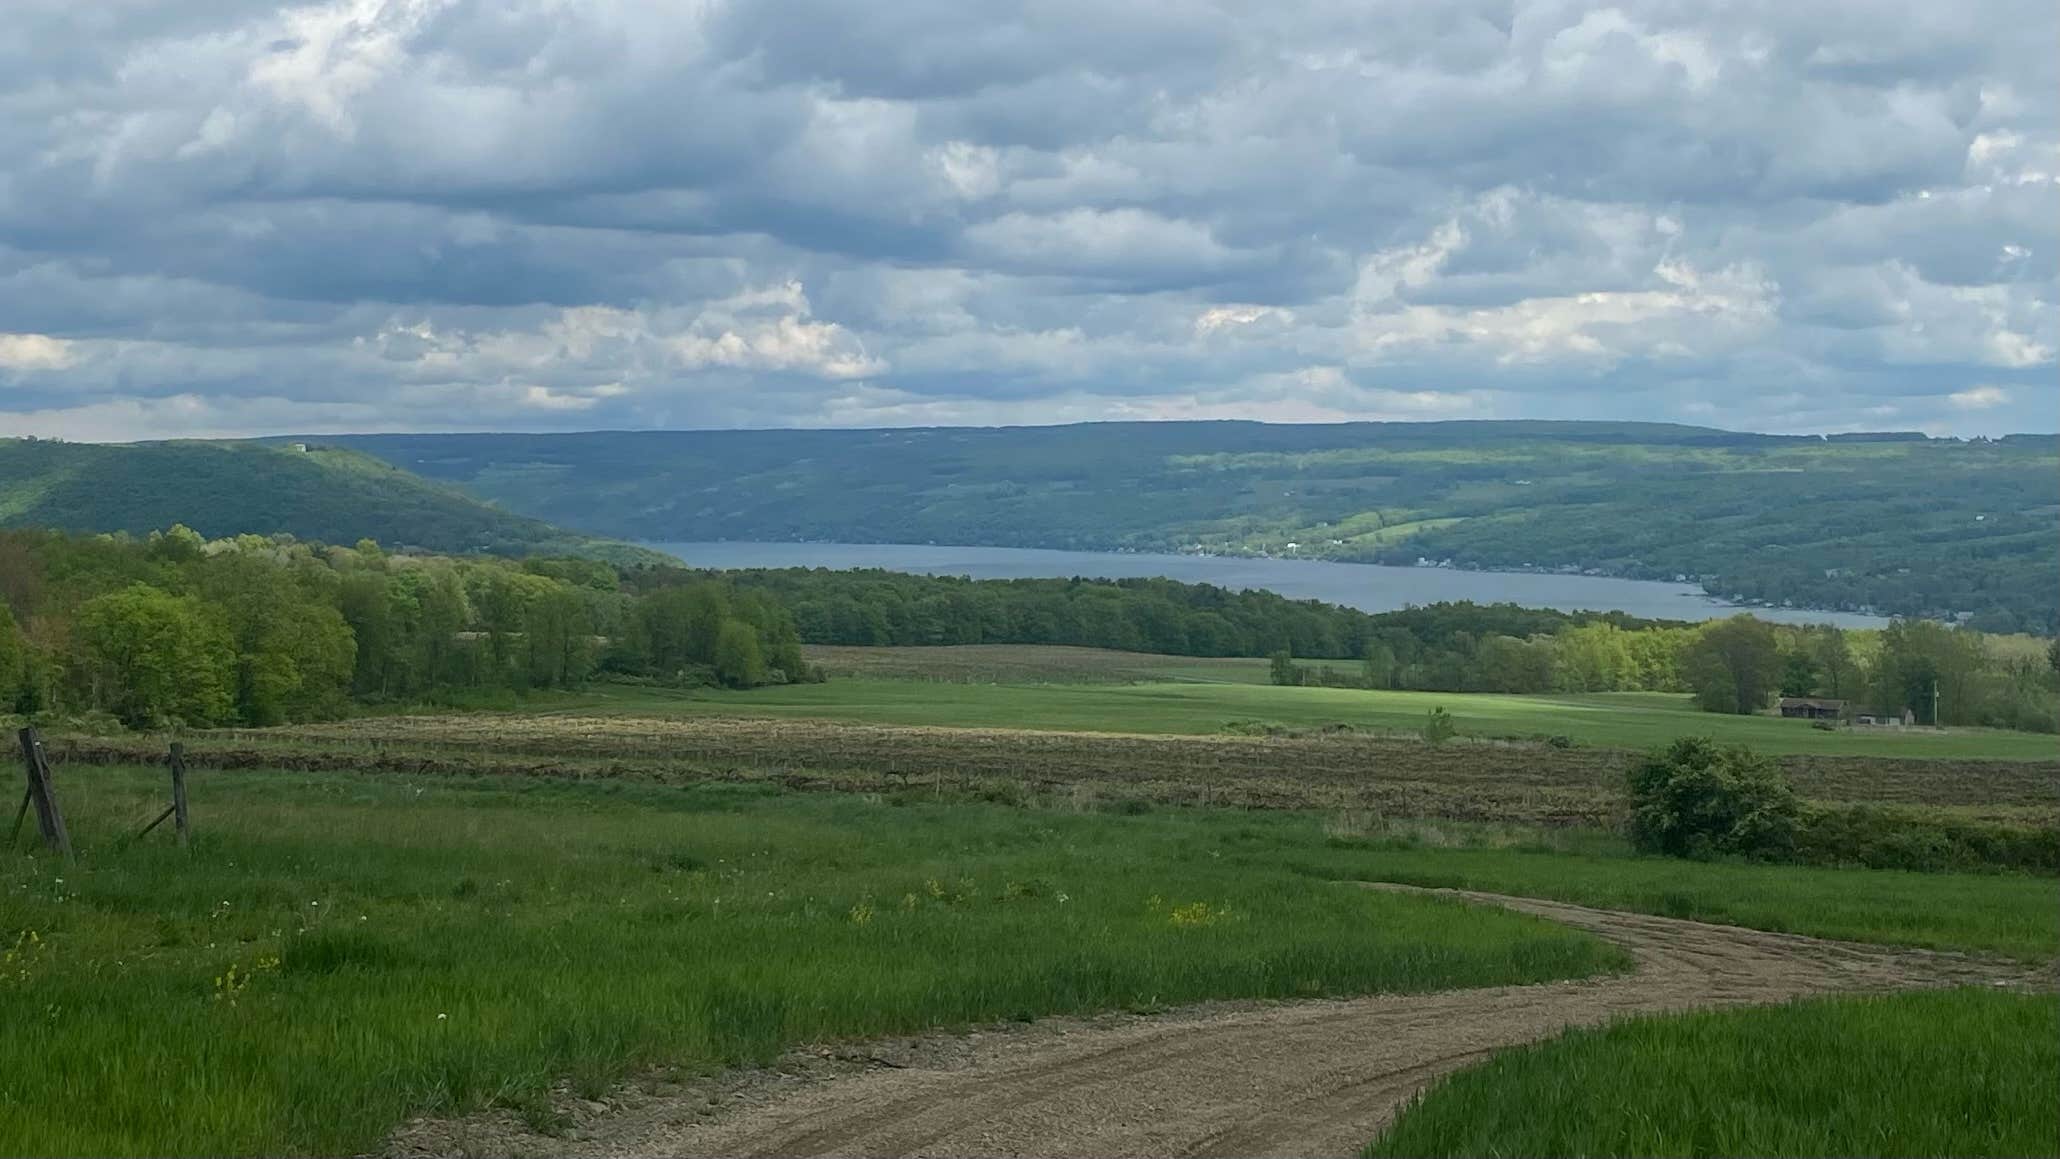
1,767,1618,1156
1368,988,2060,1158
1294,840,2059,959
4,766,2055,1155
513,648,2058,762
65,708,2060,835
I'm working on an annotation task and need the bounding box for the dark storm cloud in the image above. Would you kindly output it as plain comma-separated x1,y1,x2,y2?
0,0,2052,440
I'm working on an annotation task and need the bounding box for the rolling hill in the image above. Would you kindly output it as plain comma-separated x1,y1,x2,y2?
0,438,661,563
320,421,2059,632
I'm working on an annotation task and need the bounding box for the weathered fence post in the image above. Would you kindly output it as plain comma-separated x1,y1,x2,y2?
170,742,190,848
16,727,71,858
137,743,194,848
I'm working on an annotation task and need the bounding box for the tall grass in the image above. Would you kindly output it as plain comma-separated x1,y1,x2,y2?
1293,841,2060,960
1367,989,2060,1158
0,767,1616,1157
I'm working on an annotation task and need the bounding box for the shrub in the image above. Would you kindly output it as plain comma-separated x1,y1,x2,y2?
1221,719,1288,737
1796,805,2060,874
1625,737,1799,859
1421,707,1457,746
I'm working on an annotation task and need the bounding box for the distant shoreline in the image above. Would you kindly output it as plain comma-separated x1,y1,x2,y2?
647,540,1893,629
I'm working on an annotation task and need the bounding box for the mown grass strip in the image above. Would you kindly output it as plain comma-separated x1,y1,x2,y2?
1367,988,2060,1158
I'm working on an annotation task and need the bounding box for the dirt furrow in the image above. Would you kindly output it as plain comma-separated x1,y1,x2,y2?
389,886,2039,1159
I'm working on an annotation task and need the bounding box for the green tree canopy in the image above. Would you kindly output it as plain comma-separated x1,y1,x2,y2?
1683,616,1783,715
72,584,236,728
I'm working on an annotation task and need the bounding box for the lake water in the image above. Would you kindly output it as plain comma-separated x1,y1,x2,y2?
649,541,1890,628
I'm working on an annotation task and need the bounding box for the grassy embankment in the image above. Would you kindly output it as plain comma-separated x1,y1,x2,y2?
1368,988,2060,1158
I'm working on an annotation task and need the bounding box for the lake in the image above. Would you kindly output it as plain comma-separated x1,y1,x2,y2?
648,542,1890,628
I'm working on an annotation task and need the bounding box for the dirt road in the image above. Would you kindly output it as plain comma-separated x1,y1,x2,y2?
391,886,2037,1159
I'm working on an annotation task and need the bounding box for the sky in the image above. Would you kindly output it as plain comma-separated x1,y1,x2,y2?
0,1,2054,441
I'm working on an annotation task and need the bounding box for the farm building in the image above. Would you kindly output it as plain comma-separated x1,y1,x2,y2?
1777,697,1847,720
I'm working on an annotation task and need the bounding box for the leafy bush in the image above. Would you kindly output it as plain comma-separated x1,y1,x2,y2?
1420,707,1456,746
1625,737,1799,859
1796,806,2060,874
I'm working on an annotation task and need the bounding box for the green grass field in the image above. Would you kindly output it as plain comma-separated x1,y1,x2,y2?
0,767,1618,1157
515,673,2058,761
1289,840,2060,960
1368,988,2060,1158
5,767,2055,1155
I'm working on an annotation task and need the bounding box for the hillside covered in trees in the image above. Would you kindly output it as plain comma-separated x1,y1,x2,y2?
0,438,661,565
323,422,2059,633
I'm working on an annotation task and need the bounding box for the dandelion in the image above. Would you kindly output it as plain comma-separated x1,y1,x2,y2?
1169,901,1233,929
214,965,248,1005
4,930,47,986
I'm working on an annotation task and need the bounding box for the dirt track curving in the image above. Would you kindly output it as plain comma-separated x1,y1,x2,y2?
388,886,2043,1159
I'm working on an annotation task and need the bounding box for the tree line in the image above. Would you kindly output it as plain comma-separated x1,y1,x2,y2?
0,527,813,729
697,568,1683,661
1271,612,2059,733
4,530,2051,734
684,567,2056,731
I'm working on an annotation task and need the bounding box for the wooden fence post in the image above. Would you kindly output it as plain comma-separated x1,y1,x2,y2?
170,742,190,848
137,743,194,848
16,727,71,858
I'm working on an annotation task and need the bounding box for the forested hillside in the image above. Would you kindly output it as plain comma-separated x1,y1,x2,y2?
0,438,659,564
324,422,2060,633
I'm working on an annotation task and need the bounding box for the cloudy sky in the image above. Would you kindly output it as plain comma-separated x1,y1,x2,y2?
1,0,2054,440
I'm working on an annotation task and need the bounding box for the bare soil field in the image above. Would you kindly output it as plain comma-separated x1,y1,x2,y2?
387,885,2044,1159
60,713,2060,827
